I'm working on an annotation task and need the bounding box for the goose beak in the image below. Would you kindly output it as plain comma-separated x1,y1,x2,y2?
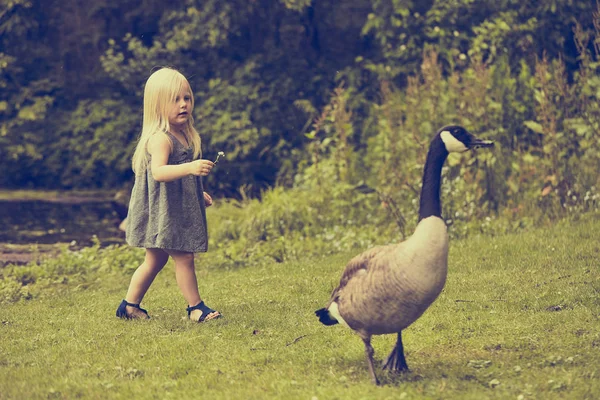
469,138,494,149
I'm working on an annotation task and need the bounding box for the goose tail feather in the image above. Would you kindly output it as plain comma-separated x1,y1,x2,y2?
315,308,339,326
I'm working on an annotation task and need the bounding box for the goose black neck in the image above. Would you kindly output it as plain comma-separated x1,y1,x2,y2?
418,135,449,221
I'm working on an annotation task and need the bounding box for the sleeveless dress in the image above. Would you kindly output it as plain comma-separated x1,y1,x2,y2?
126,133,208,253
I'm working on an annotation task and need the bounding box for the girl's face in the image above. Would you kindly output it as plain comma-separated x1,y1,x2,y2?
168,85,193,129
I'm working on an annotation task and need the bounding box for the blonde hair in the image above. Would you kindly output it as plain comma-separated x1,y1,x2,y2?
132,67,202,174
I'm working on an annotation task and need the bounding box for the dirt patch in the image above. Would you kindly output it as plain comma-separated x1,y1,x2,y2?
0,190,127,264
0,244,63,267
0,190,116,204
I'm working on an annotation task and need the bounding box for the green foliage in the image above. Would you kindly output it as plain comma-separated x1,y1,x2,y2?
1,98,138,188
0,240,143,304
511,20,600,218
0,0,173,188
54,99,139,187
202,182,389,269
468,12,537,65
1,0,599,206
362,0,596,78
99,0,348,195
298,85,355,183
293,8,600,236
280,0,312,11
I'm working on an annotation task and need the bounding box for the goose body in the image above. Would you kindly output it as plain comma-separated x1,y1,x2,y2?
315,126,493,384
329,216,448,334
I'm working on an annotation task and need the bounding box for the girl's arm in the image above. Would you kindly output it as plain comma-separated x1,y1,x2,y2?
148,133,214,182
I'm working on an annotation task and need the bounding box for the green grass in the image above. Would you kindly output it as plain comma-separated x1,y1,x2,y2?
1,218,599,399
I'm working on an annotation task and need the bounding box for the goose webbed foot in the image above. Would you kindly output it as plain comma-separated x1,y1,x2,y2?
360,335,380,385
382,332,409,373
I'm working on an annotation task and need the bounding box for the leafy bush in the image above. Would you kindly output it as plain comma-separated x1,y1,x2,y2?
202,180,391,269
202,15,600,267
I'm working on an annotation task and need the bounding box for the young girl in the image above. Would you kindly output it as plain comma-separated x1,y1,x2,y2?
116,67,221,323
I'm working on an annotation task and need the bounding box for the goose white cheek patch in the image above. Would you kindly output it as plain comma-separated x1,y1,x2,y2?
440,130,468,153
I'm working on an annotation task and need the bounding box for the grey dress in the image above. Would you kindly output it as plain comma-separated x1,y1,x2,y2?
126,133,208,253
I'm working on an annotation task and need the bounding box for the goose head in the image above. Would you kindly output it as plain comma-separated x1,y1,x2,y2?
439,125,494,153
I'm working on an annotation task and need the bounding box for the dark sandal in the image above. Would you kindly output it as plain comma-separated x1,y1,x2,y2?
186,301,221,322
116,300,150,320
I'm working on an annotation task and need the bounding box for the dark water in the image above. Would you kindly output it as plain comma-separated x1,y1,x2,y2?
0,199,126,246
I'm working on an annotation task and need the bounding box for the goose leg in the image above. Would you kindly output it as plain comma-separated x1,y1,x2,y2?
360,334,380,385
382,332,409,372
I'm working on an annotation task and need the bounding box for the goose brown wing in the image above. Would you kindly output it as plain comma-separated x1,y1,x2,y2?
326,245,389,305
339,246,386,288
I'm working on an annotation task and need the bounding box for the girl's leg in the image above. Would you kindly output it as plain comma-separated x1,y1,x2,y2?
124,248,169,317
167,250,220,322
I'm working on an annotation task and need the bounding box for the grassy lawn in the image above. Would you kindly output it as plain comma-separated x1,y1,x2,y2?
1,217,599,399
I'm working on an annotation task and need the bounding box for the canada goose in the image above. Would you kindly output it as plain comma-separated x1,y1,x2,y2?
315,126,493,385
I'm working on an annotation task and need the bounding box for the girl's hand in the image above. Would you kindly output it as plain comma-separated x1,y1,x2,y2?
203,192,213,207
188,160,214,176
